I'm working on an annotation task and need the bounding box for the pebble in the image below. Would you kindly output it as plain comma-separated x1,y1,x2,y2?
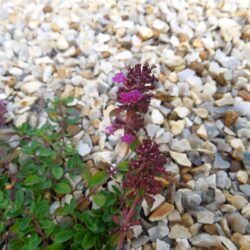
21,81,43,94
155,239,170,250
153,19,167,31
1,1,250,249
197,124,208,140
77,142,91,157
114,51,133,60
149,202,174,222
148,225,169,241
239,185,250,197
169,224,192,239
146,124,160,138
214,153,230,169
138,26,154,40
169,120,185,135
237,171,248,184
132,236,150,249
190,233,221,247
174,107,190,118
215,93,235,107
226,212,248,234
197,210,214,224
151,109,164,125
193,108,208,119
56,37,69,50
170,151,191,167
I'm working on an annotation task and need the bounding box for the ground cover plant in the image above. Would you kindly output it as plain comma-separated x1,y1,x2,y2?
0,64,173,250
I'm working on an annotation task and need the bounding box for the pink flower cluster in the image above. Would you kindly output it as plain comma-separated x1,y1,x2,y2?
123,140,167,194
106,64,158,144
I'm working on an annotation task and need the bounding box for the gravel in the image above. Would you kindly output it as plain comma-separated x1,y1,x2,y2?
1,0,250,249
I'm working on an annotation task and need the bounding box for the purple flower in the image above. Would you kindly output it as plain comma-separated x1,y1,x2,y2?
122,139,167,194
119,89,144,104
105,125,116,135
112,72,127,84
121,133,136,144
126,64,158,91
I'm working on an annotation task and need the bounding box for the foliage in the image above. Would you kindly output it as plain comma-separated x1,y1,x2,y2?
0,64,172,250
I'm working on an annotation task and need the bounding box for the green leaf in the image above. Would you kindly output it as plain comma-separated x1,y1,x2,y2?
82,231,95,250
53,182,72,194
47,243,63,250
0,191,3,201
52,166,64,179
0,222,5,234
117,160,129,173
88,171,108,188
82,167,91,184
65,96,74,104
20,217,31,231
92,192,106,207
67,154,82,169
28,233,41,248
35,180,52,190
104,192,117,207
54,229,74,243
39,148,55,157
24,175,44,186
15,189,24,205
129,137,140,151
35,200,49,217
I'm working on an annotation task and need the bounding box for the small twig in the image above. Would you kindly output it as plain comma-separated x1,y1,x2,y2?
32,217,48,248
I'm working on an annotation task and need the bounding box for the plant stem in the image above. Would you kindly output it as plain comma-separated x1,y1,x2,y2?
116,193,141,250
125,193,141,223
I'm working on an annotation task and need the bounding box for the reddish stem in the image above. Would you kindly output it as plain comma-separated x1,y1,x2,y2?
116,193,141,250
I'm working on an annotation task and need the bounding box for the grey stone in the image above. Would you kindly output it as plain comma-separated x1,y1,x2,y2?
190,233,221,247
226,212,248,234
187,151,202,166
197,210,214,224
156,239,170,250
214,153,230,169
148,225,169,241
205,124,219,138
217,171,229,189
239,185,250,197
243,151,250,171
182,191,202,210
131,236,150,249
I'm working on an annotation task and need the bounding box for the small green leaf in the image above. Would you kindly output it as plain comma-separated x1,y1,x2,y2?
52,166,64,179
39,148,55,157
88,171,108,188
35,200,49,217
28,233,41,248
117,160,129,173
20,217,31,231
67,154,82,169
24,175,44,186
82,167,91,184
47,243,63,250
54,229,74,243
92,192,106,207
15,189,24,205
53,182,72,194
0,191,3,201
82,231,95,250
0,222,4,234
129,137,140,151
